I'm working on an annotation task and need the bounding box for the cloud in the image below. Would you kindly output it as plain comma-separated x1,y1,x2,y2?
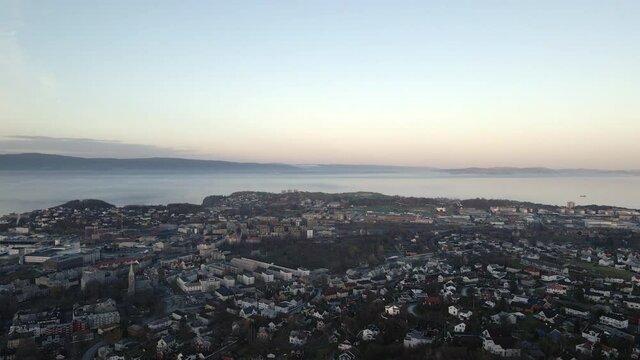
0,135,193,158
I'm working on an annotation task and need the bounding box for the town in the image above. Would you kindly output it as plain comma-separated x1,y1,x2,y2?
1,191,640,360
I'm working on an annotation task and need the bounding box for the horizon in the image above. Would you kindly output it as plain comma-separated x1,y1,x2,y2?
2,151,640,172
2,1,640,169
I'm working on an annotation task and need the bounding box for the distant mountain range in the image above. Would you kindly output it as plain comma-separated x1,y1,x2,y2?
0,153,638,176
441,167,640,176
0,153,295,172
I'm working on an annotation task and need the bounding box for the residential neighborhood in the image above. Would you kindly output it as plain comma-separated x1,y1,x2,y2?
0,191,639,359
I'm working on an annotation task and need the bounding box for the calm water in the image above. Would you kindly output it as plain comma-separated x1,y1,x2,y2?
1,171,639,215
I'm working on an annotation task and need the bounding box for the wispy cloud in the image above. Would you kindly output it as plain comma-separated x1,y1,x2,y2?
0,135,193,158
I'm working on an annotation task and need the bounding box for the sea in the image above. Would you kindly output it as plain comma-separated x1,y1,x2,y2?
1,171,639,215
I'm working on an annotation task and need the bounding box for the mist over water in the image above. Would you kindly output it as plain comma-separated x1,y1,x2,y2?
1,171,639,215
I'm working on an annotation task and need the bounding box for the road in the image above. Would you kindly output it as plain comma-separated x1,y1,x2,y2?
406,303,423,319
81,340,105,360
205,338,240,359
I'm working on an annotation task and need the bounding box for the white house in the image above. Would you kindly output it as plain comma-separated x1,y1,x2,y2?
585,292,606,303
385,304,400,316
360,327,379,341
541,274,564,282
576,342,593,356
404,330,433,348
600,314,628,329
289,330,308,346
458,310,473,320
484,300,496,309
546,283,568,295
482,329,521,358
240,306,257,318
487,264,504,273
599,258,614,266
565,307,590,318
462,274,479,283
582,329,602,343
454,322,466,333
156,335,176,353
590,288,611,297
176,276,202,293
491,312,517,325
624,298,640,310
237,273,255,286
535,310,559,324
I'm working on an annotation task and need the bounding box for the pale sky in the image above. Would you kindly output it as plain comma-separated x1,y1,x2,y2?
1,0,639,169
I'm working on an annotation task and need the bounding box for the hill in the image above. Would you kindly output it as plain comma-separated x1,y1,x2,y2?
55,199,115,210
443,167,639,176
1,153,637,176
0,153,296,172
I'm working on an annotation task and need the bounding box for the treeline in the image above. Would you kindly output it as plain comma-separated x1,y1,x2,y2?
225,236,388,272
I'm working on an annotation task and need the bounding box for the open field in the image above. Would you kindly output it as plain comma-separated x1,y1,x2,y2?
572,261,633,280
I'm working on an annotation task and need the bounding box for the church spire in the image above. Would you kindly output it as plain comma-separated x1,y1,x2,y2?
128,263,135,297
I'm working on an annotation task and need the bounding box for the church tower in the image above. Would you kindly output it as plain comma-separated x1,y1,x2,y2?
128,263,135,297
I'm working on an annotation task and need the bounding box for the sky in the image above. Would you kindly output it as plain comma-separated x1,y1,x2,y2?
1,1,639,169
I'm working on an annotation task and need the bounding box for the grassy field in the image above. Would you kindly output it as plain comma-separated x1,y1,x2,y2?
572,261,633,280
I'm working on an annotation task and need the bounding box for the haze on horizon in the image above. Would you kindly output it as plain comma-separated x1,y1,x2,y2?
1,1,639,169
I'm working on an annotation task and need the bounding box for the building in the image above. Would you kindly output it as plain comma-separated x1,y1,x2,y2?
127,264,135,297
9,309,64,338
582,329,603,343
385,304,400,316
176,276,202,293
599,313,628,329
81,268,107,291
237,273,255,286
404,330,433,348
546,284,568,295
565,307,590,318
289,330,308,346
73,298,120,330
482,329,521,358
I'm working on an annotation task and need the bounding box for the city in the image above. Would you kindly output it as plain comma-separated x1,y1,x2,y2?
2,1,640,359
0,191,639,359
